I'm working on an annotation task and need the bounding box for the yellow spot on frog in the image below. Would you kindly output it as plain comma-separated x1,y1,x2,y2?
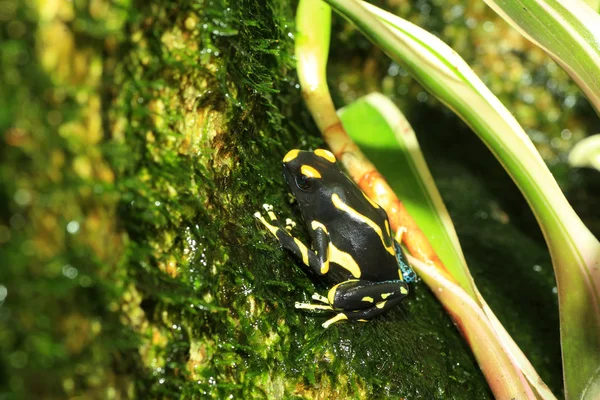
376,301,387,309
400,286,408,295
283,149,300,163
301,165,321,179
384,220,391,237
314,148,336,163
331,193,394,256
381,292,393,299
362,296,374,303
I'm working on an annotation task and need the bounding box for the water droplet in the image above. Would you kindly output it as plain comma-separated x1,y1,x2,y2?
416,92,428,102
387,62,400,77
483,21,495,32
14,189,31,206
62,265,78,279
564,95,577,108
10,214,25,229
66,220,80,234
561,129,572,140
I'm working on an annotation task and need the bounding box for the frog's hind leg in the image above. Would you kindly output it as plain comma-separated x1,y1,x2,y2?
296,279,410,328
323,296,407,328
318,279,409,328
327,279,409,311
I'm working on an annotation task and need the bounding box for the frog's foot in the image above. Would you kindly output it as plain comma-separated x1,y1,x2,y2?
254,204,285,239
293,292,334,313
295,301,333,311
285,218,297,232
261,203,279,223
254,205,320,271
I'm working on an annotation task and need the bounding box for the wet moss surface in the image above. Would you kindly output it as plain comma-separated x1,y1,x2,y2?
2,0,599,398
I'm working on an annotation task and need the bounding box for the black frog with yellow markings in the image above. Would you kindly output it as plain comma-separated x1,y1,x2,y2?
255,149,412,328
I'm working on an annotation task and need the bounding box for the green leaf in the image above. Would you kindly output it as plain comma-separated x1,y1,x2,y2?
483,0,600,114
569,133,600,171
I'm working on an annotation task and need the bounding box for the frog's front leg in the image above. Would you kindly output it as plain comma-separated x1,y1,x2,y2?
254,204,330,277
297,279,409,328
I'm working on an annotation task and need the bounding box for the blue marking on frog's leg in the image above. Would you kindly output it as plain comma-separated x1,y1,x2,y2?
394,240,417,283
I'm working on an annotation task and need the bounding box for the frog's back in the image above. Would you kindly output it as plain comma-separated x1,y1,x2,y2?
323,184,401,283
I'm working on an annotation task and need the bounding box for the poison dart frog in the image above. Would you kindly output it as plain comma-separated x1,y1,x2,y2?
254,149,415,328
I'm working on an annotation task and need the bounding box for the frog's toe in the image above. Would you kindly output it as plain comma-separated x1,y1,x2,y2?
262,203,280,222
285,218,297,232
311,293,329,304
295,302,333,311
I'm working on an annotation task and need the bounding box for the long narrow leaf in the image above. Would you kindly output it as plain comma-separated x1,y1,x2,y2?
322,0,600,397
483,0,600,114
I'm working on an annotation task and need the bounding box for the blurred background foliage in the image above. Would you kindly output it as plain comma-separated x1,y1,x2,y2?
0,0,598,398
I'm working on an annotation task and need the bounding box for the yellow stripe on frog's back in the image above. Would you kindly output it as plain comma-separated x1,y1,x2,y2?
331,193,394,256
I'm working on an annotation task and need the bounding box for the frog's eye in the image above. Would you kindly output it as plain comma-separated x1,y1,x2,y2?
295,174,311,190
296,165,321,190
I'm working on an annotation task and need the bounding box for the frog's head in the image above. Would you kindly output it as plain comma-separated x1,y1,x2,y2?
282,149,341,207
